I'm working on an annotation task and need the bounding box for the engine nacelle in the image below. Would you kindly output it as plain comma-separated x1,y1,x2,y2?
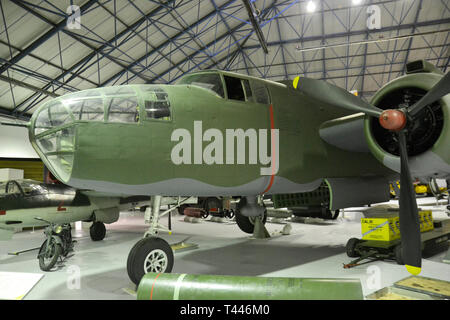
364,67,450,180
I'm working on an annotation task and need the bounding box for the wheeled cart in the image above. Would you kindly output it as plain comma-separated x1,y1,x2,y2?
344,220,450,268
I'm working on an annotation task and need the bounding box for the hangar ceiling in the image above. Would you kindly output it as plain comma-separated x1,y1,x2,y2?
0,0,448,121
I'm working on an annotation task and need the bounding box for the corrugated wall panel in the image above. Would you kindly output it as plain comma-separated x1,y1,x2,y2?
0,158,44,182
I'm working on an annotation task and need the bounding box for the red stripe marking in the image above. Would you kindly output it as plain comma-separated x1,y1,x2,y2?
150,273,162,300
262,104,276,194
0,210,5,215
262,174,275,195
57,201,66,212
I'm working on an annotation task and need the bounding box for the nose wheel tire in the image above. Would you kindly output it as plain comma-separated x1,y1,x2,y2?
235,210,267,234
90,221,106,241
127,237,174,285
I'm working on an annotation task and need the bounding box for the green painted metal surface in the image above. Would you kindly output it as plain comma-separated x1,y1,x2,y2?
25,68,448,197
137,272,364,300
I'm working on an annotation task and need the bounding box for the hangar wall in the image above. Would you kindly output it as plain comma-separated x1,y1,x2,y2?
0,117,43,181
0,118,38,159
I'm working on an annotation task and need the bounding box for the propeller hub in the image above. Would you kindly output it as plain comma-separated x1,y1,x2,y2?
379,109,407,131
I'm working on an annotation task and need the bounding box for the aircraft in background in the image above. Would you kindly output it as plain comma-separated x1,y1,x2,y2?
2,59,449,284
0,179,150,241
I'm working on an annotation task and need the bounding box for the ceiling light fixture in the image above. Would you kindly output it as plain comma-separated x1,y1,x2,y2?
306,1,316,13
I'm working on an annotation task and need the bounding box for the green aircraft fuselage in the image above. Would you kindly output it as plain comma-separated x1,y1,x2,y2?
28,69,449,197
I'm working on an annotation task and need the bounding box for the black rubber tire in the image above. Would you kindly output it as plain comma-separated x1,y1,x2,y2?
39,239,62,271
235,208,267,234
331,209,340,220
201,210,209,219
127,237,174,285
90,221,106,241
346,238,360,258
226,209,235,219
127,238,148,285
394,244,404,265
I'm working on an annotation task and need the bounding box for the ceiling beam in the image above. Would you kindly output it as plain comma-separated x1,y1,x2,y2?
0,74,58,97
0,0,97,75
99,0,246,86
242,18,450,50
242,0,268,54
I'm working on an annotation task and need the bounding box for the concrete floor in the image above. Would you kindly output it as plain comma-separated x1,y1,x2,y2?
0,197,449,300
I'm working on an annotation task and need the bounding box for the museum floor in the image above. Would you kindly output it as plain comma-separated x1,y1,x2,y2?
1,197,449,300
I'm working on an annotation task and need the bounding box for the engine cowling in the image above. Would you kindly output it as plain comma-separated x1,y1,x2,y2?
364,71,450,180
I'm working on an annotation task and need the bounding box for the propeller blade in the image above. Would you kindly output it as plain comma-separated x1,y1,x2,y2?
409,72,450,118
293,77,383,118
397,131,422,275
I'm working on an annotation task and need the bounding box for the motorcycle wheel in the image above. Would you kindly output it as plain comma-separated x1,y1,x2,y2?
39,238,62,271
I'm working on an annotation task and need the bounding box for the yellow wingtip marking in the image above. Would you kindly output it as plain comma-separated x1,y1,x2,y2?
405,265,421,275
293,76,300,89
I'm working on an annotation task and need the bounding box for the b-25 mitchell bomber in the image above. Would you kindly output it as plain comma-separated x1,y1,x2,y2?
4,59,449,284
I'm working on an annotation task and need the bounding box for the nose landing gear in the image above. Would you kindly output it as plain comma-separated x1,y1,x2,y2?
235,196,270,239
126,195,192,285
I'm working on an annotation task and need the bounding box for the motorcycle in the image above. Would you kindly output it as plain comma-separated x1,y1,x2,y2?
35,217,74,271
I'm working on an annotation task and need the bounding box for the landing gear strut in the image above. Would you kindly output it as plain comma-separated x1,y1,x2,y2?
126,195,191,285
235,196,269,238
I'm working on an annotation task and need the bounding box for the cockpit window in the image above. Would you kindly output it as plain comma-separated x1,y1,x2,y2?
0,181,47,198
0,181,6,196
250,81,270,104
69,98,104,121
35,101,72,135
224,76,245,101
142,86,171,121
104,86,136,96
18,180,48,196
106,96,139,123
177,73,224,98
5,181,21,195
35,126,75,182
242,79,253,102
31,85,144,183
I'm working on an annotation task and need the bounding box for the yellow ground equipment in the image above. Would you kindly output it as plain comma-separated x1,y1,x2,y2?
361,211,434,242
344,216,449,268
390,180,448,198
